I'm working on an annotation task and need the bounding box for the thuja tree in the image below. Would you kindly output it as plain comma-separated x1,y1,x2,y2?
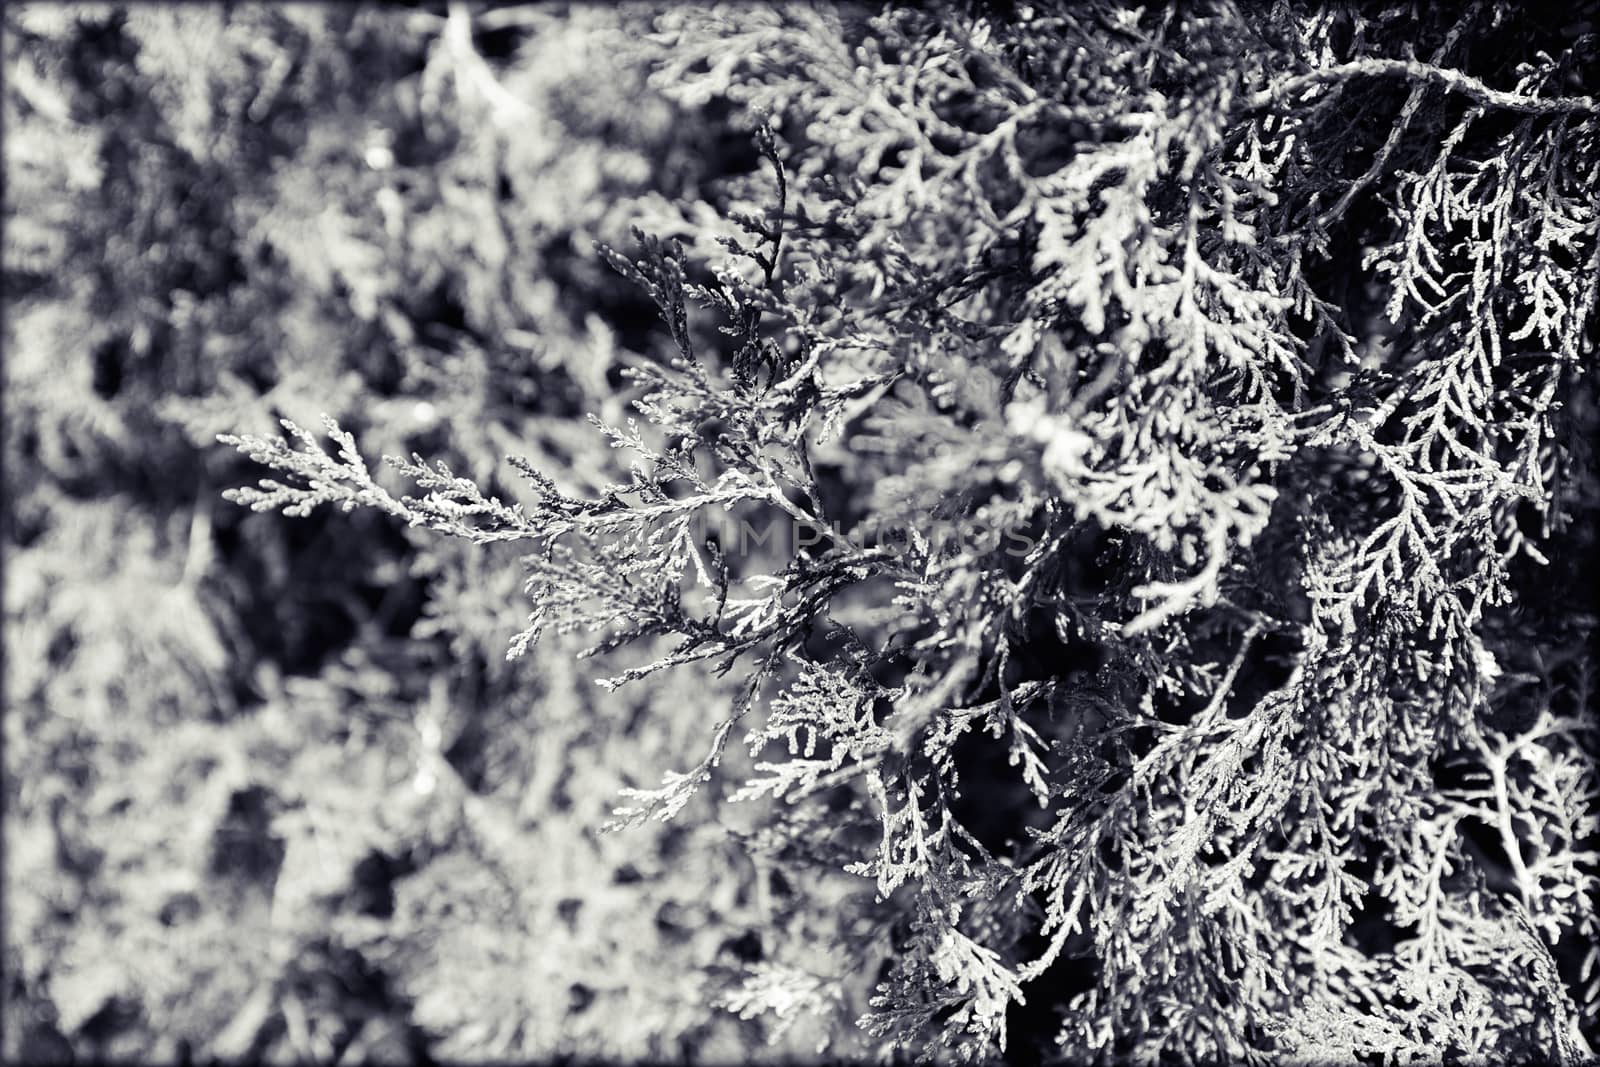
224,2,1600,1063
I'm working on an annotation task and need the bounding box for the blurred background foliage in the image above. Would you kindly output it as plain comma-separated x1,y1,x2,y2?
3,4,868,1061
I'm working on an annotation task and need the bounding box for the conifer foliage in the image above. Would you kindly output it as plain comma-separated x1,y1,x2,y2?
221,2,1600,1062
7,5,800,1061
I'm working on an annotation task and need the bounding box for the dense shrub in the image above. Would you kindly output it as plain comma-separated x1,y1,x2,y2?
10,2,1600,1064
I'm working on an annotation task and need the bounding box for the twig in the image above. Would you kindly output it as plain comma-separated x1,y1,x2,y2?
1248,58,1598,117
1314,6,1482,230
179,477,214,589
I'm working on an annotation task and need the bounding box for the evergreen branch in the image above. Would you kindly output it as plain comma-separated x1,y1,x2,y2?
1314,5,1481,230
1251,58,1599,117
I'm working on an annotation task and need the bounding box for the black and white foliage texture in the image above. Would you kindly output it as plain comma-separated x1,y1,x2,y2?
222,3,1600,1064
